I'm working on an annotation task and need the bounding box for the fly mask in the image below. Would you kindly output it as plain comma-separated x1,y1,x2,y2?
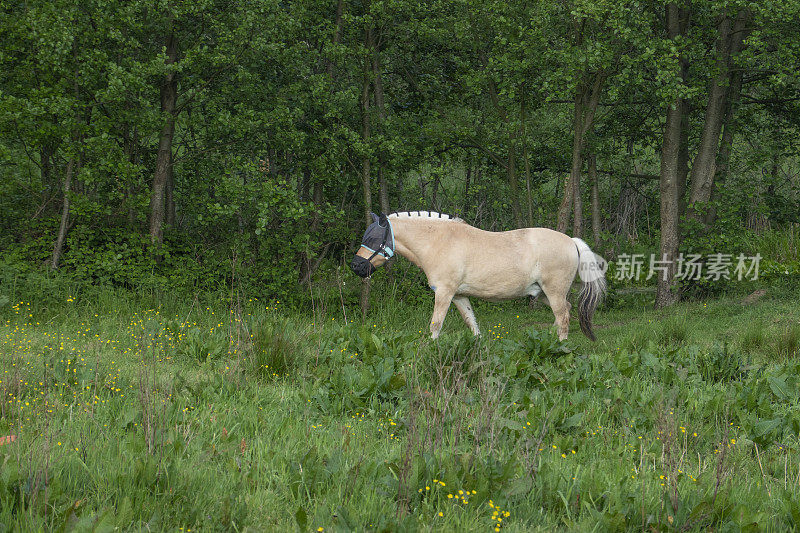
350,213,395,278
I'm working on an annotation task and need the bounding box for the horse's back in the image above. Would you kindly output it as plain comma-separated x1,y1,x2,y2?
446,225,578,299
454,225,577,263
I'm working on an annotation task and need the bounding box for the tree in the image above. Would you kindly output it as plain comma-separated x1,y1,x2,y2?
686,7,751,224
656,3,690,309
148,16,179,246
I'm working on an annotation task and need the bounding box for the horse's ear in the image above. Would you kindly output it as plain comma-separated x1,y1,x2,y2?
378,213,388,226
371,212,379,223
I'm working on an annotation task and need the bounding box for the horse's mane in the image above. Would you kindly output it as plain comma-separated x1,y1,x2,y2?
388,211,464,223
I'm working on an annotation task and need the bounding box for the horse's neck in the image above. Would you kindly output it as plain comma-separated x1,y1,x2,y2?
391,219,446,268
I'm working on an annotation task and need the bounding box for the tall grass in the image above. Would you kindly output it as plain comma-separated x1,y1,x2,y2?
776,324,800,358
744,225,799,262
656,315,689,348
739,321,766,353
1,289,800,530
247,317,307,379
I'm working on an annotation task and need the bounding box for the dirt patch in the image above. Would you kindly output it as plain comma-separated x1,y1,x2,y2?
741,289,767,305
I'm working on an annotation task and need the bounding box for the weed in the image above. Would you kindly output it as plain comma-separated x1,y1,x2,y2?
622,327,651,352
248,317,304,379
776,324,800,358
695,343,747,382
420,332,481,391
740,322,766,353
657,315,688,348
177,324,228,362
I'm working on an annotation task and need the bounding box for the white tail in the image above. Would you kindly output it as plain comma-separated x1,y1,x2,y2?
571,238,608,341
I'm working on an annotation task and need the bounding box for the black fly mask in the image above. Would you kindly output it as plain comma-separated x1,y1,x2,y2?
350,213,395,278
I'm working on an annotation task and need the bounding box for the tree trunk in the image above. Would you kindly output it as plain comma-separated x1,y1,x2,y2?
297,169,309,201
522,102,534,227
122,125,137,227
485,73,523,228
377,165,389,214
589,153,601,247
571,147,583,238
300,178,325,284
148,24,179,245
360,27,373,316
507,133,522,227
677,99,690,217
464,160,472,213
558,90,584,234
360,41,373,227
656,4,689,309
51,48,81,270
298,166,312,281
557,73,604,234
705,55,743,227
431,172,440,210
326,0,344,79
51,157,75,270
555,173,570,230
299,0,343,283
371,31,390,215
687,8,750,222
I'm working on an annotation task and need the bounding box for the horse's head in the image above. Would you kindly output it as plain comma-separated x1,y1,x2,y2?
350,212,394,278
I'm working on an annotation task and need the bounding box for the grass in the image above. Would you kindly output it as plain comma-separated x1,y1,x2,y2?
777,324,800,358
1,283,800,531
740,322,767,354
656,315,689,348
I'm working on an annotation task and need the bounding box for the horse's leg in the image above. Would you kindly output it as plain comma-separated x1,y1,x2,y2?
430,288,455,339
452,296,480,336
542,286,571,340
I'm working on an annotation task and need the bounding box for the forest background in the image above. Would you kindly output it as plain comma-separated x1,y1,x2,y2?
1,0,799,308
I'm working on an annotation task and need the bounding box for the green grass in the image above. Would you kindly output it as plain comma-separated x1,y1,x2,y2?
777,324,800,359
2,286,800,531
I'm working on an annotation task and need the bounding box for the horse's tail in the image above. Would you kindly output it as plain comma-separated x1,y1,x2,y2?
571,238,607,341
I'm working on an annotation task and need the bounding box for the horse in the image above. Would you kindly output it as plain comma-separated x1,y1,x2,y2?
350,211,607,341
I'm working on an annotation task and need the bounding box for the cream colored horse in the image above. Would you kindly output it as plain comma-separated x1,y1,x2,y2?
350,211,607,341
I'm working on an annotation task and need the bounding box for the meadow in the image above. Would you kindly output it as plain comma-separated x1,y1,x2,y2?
1,279,800,532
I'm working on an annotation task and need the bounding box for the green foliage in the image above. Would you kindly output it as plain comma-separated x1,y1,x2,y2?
492,327,571,389
0,0,797,305
418,332,483,389
694,343,748,383
177,324,229,363
621,327,651,352
308,324,410,414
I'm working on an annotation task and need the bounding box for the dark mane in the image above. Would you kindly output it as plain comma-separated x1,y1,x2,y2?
388,211,464,223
